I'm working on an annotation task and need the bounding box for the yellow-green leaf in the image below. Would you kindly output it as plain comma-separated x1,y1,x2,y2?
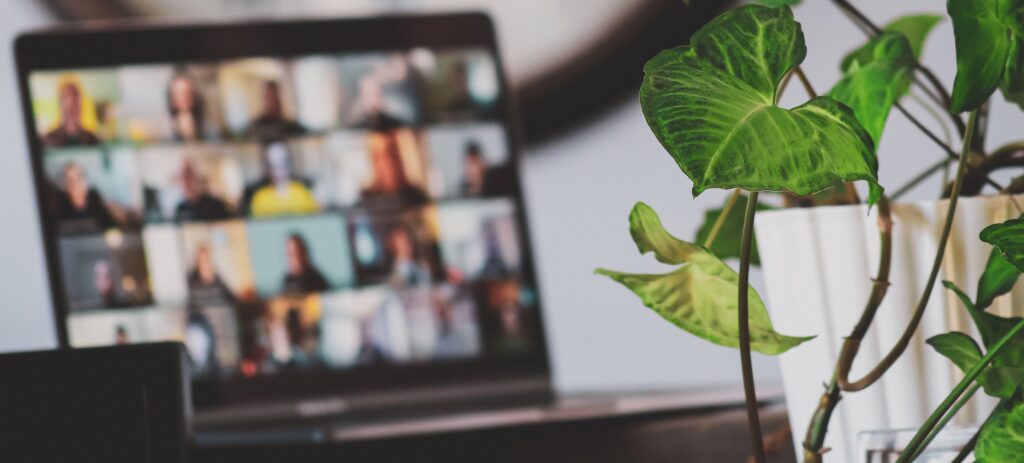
597,202,813,355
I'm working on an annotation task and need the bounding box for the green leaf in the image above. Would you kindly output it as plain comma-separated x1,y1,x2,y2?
597,202,813,355
754,0,801,6
977,247,1022,310
694,194,774,264
927,331,984,373
1004,36,1024,110
981,217,1024,273
641,5,880,199
881,14,943,59
944,280,1024,398
830,32,915,145
976,399,1024,462
948,0,1024,113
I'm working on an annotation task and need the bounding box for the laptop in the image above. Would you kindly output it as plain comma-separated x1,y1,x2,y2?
14,13,554,444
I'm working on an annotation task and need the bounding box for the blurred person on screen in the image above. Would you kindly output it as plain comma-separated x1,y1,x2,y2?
114,325,129,345
56,162,117,231
185,309,221,377
249,142,319,217
281,234,329,294
93,259,121,308
361,127,428,206
387,225,431,286
187,244,236,307
355,319,386,365
431,286,478,359
245,80,306,140
283,308,315,369
175,158,231,222
461,141,488,197
42,76,101,147
166,70,206,142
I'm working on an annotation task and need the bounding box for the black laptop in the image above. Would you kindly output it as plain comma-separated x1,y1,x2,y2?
14,13,553,444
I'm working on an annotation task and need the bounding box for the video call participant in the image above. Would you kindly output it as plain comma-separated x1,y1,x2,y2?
56,162,117,231
282,308,315,370
387,225,432,286
186,245,236,307
245,81,307,140
355,319,386,365
175,159,231,222
42,78,101,147
361,126,428,207
247,142,320,217
166,70,206,142
185,309,221,377
281,234,329,294
93,259,122,308
461,141,488,197
461,140,515,197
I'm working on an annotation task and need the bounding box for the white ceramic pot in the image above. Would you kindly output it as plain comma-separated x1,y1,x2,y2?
755,195,1024,463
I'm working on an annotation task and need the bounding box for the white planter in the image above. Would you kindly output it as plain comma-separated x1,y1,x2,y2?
755,195,1024,463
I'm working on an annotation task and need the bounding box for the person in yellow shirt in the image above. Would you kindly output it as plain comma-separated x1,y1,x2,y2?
250,141,319,217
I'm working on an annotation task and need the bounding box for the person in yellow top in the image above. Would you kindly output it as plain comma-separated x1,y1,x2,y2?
250,141,320,218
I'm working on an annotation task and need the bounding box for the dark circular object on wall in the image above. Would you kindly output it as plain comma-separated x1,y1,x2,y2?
38,0,733,147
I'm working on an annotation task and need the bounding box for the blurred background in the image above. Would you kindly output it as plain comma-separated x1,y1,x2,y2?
1,0,1020,395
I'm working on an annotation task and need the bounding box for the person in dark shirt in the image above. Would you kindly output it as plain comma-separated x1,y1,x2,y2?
93,259,122,308
281,234,328,294
360,127,428,207
186,245,236,307
174,158,230,222
245,81,306,140
56,162,116,231
42,78,101,147
355,319,386,365
166,70,206,142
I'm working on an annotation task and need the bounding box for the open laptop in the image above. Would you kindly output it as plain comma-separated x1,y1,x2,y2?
14,13,554,444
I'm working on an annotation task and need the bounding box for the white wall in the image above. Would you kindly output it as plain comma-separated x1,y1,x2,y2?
0,0,1020,394
0,1,54,353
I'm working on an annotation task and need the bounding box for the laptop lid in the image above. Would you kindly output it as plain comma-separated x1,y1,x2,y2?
14,13,552,411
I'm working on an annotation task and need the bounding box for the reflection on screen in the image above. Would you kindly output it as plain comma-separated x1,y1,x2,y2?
31,48,540,381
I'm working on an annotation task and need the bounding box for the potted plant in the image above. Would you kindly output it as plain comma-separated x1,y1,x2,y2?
598,0,1024,461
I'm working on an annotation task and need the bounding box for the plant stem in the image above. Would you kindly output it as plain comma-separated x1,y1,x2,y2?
836,109,978,392
704,189,741,249
738,190,765,463
802,197,892,462
793,66,817,98
950,401,1003,463
907,382,981,461
889,158,950,201
801,378,841,463
831,0,966,135
895,93,1005,195
895,317,1024,462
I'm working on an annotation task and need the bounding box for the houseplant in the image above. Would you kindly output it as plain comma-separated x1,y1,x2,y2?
598,0,1024,461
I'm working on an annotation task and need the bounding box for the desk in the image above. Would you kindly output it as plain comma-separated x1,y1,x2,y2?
191,386,794,463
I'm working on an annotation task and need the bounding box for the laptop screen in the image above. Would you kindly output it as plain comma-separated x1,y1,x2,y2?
18,15,548,404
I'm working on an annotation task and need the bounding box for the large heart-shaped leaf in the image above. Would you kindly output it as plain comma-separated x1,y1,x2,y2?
830,32,915,146
982,217,1024,272
942,281,1024,398
596,202,813,355
641,5,880,198
948,0,1024,112
880,14,943,59
694,193,774,264
976,399,1024,462
977,247,1022,310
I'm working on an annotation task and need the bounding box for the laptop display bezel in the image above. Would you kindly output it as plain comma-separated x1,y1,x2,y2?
14,12,553,408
